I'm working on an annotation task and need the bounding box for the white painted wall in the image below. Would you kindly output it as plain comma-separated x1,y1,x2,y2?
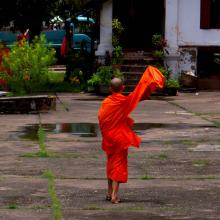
178,0,220,46
165,0,220,78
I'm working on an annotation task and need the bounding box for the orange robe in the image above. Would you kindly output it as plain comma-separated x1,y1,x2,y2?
98,65,165,183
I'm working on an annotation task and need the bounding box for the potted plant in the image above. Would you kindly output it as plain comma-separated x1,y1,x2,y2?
151,33,181,96
165,79,180,96
151,33,167,64
87,65,123,95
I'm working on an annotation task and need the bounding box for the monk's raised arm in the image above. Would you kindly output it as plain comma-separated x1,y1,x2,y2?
124,66,165,115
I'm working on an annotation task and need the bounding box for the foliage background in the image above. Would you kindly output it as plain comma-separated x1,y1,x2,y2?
1,35,56,95
0,0,98,40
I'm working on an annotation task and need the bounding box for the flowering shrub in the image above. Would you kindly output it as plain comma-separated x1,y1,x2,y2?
152,33,180,92
0,35,56,95
152,34,167,48
151,33,168,74
0,42,10,89
70,76,80,85
112,19,124,47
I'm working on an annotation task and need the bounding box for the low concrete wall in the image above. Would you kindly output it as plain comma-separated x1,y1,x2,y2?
0,95,56,114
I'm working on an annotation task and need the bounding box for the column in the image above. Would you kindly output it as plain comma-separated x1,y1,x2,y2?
164,0,180,79
95,0,113,58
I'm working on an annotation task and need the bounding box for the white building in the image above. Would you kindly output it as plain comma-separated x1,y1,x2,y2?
95,0,220,89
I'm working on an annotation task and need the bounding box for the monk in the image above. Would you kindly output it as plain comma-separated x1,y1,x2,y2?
98,65,165,204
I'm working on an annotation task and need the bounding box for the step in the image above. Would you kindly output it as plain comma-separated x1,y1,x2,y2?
124,85,136,93
123,50,153,57
123,53,155,64
123,53,154,59
124,79,141,85
123,73,142,81
121,64,148,72
121,56,150,90
122,58,154,65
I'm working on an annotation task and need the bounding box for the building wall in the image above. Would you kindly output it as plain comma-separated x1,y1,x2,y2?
165,0,220,79
178,0,220,46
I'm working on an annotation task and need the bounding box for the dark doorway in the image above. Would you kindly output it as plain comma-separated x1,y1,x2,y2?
113,0,165,51
197,47,220,79
197,47,220,90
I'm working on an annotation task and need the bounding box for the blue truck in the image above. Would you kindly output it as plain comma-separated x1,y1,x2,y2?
0,30,93,53
0,16,95,54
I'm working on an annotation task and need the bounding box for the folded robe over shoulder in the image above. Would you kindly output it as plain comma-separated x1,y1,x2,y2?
98,65,165,182
98,65,165,156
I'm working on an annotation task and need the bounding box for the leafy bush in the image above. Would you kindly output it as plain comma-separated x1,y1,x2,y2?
112,19,124,65
113,68,124,80
1,35,56,95
112,19,124,47
165,79,180,89
151,33,181,90
112,45,123,65
158,66,169,79
69,68,84,85
152,33,167,48
214,53,220,64
87,65,124,87
151,33,168,78
152,50,165,61
87,66,113,86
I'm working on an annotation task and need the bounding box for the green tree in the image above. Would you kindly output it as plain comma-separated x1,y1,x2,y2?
0,0,96,40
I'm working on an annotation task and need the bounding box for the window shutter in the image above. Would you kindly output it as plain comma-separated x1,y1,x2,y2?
216,1,220,28
200,0,211,29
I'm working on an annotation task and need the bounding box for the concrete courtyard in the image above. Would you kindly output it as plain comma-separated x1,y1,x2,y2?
0,91,220,220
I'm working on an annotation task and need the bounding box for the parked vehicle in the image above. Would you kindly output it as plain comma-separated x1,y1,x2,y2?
0,16,96,54
41,30,92,53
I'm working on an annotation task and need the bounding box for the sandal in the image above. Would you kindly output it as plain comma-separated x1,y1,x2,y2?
106,195,111,201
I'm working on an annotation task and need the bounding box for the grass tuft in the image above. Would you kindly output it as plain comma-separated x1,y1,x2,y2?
8,204,17,209
43,170,62,220
193,159,209,166
141,175,155,180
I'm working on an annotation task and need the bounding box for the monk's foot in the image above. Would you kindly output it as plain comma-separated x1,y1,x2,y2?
111,197,121,204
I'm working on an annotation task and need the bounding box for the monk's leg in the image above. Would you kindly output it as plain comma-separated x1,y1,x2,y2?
107,149,128,203
111,181,120,203
106,178,112,200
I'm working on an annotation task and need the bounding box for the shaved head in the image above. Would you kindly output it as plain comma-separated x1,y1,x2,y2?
110,78,124,93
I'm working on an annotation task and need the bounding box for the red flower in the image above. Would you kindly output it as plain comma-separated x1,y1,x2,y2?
0,79,6,85
23,74,31,81
160,38,167,48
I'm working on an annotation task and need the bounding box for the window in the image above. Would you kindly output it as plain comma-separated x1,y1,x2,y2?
200,0,220,29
